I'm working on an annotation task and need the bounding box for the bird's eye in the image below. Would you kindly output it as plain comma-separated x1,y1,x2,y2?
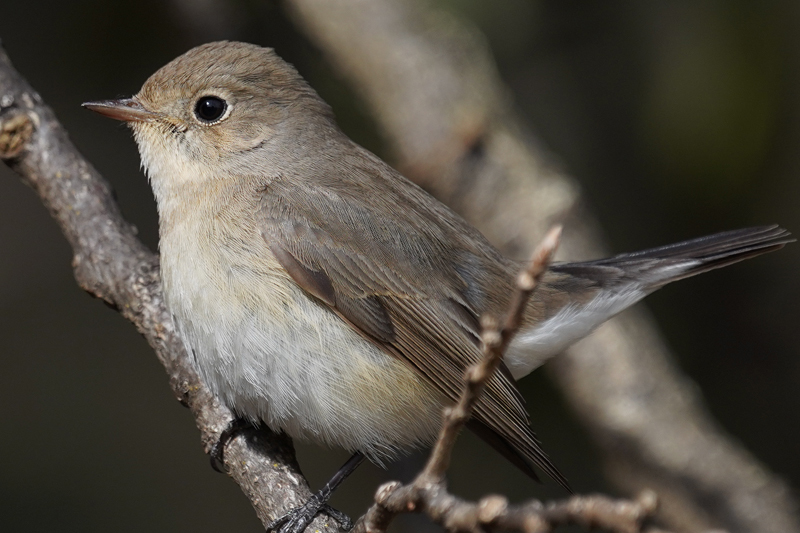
194,96,227,123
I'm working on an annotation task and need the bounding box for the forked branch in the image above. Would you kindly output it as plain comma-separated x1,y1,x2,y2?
353,227,665,533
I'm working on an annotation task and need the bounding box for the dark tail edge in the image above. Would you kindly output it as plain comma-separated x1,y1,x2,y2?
589,225,793,281
467,419,574,494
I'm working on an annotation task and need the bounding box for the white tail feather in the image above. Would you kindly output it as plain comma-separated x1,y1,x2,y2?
505,286,647,380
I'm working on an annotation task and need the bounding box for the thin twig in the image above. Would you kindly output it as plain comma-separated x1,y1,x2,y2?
358,482,662,533
353,226,664,533
421,225,562,482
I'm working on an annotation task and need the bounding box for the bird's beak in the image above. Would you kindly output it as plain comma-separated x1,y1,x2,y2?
82,98,159,123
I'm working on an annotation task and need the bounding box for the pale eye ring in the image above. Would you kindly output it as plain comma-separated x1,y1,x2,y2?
194,95,228,123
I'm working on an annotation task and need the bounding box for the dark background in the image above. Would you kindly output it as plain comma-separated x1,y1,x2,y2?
0,1,797,531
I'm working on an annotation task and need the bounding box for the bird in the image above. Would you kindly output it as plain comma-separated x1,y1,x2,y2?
83,41,793,532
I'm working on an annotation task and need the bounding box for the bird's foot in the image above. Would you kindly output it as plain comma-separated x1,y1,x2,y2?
267,491,353,533
209,418,253,473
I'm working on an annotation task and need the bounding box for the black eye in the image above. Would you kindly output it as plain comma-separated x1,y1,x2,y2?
194,96,227,123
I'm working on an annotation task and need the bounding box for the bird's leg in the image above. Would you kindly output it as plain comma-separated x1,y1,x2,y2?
267,452,366,533
209,417,253,472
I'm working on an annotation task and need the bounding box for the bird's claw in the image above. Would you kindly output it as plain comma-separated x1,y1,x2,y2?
209,418,252,473
267,494,353,532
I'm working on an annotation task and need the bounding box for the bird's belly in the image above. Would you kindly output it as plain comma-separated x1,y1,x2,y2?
162,247,445,462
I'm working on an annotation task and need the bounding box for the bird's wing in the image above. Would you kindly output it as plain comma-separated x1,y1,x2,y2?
258,174,570,491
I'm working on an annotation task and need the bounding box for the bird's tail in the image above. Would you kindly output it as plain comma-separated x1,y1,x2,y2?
505,225,793,380
572,224,793,287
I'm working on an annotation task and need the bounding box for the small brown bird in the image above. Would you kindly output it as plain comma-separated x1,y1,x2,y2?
84,41,792,532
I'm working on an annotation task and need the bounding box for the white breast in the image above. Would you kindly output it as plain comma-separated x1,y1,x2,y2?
159,207,445,463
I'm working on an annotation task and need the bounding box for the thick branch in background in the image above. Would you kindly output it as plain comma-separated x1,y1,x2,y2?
0,44,346,533
281,1,799,532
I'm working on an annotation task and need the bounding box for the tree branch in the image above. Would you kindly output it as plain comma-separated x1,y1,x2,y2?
0,43,346,533
351,227,665,533
423,225,561,484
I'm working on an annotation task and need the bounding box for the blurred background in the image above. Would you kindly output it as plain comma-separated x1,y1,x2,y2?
0,1,798,531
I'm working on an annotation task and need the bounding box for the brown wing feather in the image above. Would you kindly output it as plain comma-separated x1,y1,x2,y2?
259,174,570,491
